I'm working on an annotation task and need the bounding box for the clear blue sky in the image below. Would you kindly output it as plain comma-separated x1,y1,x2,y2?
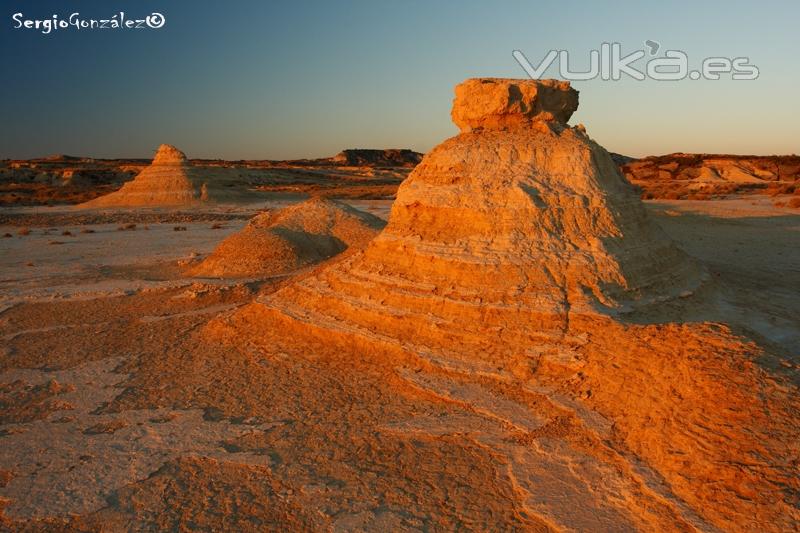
1,0,798,159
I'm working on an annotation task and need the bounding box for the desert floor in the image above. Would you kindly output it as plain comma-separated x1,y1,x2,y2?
0,195,797,531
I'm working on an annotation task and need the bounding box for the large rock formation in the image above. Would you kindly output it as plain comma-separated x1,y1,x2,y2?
189,198,384,278
214,79,798,531
247,78,705,349
80,144,251,208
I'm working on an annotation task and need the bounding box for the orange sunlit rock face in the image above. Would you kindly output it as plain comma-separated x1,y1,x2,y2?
251,77,705,344
1,78,797,532
79,144,256,207
451,78,579,132
211,78,799,531
80,144,201,207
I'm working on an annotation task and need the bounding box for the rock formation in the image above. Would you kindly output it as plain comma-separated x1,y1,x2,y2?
215,79,799,531
189,198,384,278
80,144,250,208
330,149,422,167
623,153,800,199
247,78,705,348
451,78,578,131
80,145,197,207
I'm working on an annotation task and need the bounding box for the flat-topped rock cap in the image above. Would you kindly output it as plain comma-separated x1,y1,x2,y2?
152,144,187,165
451,78,579,132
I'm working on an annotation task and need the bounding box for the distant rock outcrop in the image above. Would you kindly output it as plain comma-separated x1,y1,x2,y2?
80,145,199,207
79,144,252,208
330,149,422,167
622,153,800,199
189,198,384,278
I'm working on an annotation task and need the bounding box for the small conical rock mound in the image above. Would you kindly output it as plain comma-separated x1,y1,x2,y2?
81,144,197,207
79,144,252,207
189,198,385,278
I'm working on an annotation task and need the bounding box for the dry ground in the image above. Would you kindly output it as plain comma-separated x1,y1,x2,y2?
0,196,797,531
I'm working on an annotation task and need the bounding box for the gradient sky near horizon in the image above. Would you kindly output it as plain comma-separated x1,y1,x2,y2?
1,0,798,160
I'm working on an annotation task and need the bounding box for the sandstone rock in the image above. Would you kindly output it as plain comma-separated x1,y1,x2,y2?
621,153,800,199
451,78,579,132
245,78,704,355
79,144,257,208
150,144,188,166
80,144,198,207
218,79,799,531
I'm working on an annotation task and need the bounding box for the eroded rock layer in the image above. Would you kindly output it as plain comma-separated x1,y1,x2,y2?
218,79,798,531
79,144,257,208
251,79,705,351
81,145,202,207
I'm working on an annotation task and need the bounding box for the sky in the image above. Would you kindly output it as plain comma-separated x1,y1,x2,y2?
1,0,798,160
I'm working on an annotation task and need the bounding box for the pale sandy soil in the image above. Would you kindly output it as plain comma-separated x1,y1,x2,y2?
646,196,799,369
0,200,392,311
0,196,797,531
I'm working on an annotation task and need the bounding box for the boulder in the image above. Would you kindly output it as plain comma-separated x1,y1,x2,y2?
451,78,579,132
